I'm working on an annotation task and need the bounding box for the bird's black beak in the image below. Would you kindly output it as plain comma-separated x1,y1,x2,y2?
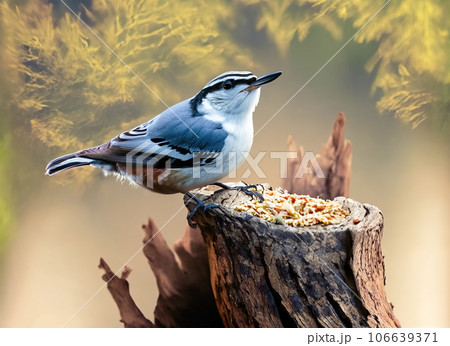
242,71,282,92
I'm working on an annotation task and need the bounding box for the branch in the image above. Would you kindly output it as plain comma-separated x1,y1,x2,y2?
98,258,154,328
141,219,222,327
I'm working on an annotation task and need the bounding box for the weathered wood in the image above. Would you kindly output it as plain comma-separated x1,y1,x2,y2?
142,219,223,327
99,221,223,327
99,258,154,328
283,112,352,199
184,186,400,328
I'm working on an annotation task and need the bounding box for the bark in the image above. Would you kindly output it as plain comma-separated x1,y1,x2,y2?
99,258,154,328
184,186,400,328
142,219,222,327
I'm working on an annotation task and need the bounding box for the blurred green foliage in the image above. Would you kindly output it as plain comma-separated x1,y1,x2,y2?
0,12,11,257
0,133,12,258
245,0,450,129
1,0,448,159
1,0,250,155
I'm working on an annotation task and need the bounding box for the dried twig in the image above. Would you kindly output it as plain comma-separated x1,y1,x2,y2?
99,258,154,328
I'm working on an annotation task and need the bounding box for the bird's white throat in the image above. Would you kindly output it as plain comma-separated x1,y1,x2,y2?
202,88,260,118
200,93,257,139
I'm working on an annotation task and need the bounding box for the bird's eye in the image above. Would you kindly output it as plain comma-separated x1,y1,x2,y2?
222,80,234,90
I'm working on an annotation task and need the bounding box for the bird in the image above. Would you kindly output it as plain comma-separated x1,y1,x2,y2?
46,71,281,192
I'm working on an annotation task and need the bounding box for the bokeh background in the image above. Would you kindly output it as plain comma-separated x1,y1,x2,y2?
0,0,448,327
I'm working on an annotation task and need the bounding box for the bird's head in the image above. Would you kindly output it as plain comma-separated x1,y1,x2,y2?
191,71,282,118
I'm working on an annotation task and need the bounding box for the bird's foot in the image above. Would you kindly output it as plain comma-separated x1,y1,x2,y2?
186,192,225,228
212,182,264,203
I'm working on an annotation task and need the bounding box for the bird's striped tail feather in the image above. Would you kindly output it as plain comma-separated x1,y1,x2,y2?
45,154,95,176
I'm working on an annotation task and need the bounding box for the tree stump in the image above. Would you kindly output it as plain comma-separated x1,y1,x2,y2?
184,186,400,328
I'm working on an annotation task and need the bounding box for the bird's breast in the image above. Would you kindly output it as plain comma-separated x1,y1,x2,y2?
222,116,253,166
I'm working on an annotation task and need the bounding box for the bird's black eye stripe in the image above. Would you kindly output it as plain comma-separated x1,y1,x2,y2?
190,76,257,113
208,77,255,92
222,80,234,90
209,72,253,84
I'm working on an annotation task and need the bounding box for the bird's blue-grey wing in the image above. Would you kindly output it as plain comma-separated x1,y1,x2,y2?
77,99,227,168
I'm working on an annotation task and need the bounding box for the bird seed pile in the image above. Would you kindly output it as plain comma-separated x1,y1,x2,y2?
233,188,349,227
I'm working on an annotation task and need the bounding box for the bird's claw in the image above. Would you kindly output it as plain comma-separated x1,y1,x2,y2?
237,184,265,203
186,193,225,228
213,182,265,202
